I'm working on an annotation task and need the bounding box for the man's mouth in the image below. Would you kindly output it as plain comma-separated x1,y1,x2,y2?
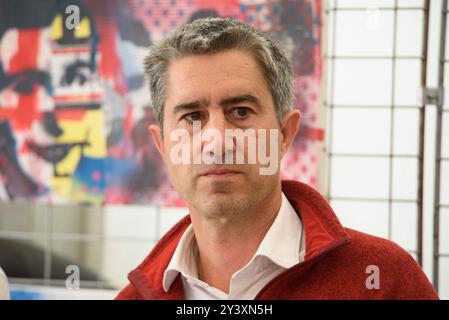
199,167,243,178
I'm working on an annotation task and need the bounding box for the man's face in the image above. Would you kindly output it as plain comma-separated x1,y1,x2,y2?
150,49,298,218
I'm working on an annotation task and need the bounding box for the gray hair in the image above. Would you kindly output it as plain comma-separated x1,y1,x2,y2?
144,17,294,129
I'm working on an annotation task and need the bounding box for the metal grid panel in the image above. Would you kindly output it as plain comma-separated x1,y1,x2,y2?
324,0,428,265
434,0,449,294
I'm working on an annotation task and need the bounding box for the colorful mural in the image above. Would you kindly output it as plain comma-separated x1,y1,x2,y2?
0,0,323,206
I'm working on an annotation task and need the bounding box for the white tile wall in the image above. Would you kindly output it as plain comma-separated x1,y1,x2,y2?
391,202,418,251
102,240,156,288
334,10,394,56
440,258,449,299
103,205,157,240
101,204,188,287
333,59,392,106
158,207,189,237
331,200,390,239
330,157,391,199
331,108,392,154
327,0,448,298
392,158,419,200
393,108,420,155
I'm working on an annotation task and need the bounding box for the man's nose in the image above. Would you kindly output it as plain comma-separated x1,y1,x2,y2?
204,109,228,133
201,110,234,160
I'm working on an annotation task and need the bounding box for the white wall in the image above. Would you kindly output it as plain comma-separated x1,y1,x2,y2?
101,205,187,288
324,0,448,298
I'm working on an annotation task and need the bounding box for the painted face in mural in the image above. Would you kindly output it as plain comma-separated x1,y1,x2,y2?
0,2,101,202
150,49,301,218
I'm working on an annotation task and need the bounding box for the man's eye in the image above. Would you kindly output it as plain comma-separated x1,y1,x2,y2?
231,107,250,119
182,111,202,123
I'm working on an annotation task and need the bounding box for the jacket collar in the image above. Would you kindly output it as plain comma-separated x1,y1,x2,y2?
127,180,351,300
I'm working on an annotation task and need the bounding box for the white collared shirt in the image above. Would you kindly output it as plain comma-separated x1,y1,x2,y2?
162,192,305,300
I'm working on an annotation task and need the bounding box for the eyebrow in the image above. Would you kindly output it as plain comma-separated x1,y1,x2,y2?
219,94,261,110
173,100,206,115
172,94,262,115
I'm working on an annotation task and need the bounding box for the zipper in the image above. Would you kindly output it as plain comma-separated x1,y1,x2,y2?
254,237,352,300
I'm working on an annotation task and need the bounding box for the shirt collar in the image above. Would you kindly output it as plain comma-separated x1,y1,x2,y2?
255,192,303,268
162,192,303,292
162,223,197,292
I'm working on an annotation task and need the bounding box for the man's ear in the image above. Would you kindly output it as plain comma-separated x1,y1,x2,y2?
149,124,166,160
280,110,301,158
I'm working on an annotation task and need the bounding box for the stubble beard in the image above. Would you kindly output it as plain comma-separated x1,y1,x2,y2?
184,173,278,223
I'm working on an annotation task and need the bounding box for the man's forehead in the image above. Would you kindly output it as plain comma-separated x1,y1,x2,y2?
167,50,264,81
166,57,268,95
162,50,275,120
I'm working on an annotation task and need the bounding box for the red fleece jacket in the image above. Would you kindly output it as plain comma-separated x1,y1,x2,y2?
116,180,439,300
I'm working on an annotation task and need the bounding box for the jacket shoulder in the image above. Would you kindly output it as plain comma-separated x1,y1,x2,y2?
343,227,420,268
115,283,140,300
343,227,439,299
345,227,410,255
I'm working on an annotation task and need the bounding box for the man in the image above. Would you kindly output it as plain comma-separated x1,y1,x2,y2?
116,18,439,300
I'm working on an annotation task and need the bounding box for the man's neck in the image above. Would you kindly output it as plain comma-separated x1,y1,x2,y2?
190,190,282,294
